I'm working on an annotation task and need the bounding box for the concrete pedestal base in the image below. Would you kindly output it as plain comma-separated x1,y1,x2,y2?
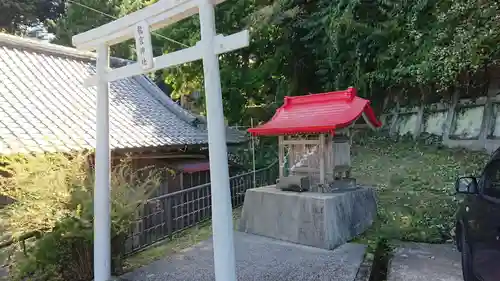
238,185,377,250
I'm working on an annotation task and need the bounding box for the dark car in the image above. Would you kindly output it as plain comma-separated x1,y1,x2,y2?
454,148,500,281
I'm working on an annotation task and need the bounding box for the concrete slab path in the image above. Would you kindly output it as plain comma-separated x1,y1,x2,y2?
388,242,462,281
123,231,367,281
0,267,7,280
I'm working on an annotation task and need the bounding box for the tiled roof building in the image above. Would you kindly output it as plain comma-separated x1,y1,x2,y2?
0,33,246,155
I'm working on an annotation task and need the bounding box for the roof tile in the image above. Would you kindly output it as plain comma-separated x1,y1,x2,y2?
0,35,247,154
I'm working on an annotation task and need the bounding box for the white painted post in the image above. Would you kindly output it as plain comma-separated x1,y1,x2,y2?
198,1,237,281
319,134,325,184
278,136,284,178
94,45,111,281
251,118,256,188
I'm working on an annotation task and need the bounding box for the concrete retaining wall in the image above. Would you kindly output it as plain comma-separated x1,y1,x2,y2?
381,80,500,152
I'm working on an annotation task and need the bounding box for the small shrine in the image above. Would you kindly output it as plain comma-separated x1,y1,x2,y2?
240,87,381,250
248,87,382,192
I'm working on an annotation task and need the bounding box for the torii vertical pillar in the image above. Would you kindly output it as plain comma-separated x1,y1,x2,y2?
94,45,111,281
199,1,237,281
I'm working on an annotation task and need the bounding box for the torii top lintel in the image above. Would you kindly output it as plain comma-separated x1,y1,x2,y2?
248,87,382,136
72,0,227,51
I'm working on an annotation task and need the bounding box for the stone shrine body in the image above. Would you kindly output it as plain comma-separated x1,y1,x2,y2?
239,87,382,250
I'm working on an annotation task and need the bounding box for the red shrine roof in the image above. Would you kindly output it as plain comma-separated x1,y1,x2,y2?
248,87,382,136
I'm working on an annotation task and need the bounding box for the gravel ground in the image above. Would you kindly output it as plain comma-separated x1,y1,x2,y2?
122,231,367,281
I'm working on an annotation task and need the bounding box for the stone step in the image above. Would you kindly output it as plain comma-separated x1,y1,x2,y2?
388,242,462,281
123,231,368,281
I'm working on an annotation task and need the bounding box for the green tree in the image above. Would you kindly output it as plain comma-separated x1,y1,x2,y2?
302,0,500,104
47,0,316,124
0,0,65,33
48,0,147,58
47,0,500,122
155,0,318,124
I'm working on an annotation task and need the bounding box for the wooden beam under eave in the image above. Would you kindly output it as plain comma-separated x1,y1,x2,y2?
282,139,321,145
111,153,206,160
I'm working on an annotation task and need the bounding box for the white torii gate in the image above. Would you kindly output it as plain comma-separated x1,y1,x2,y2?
72,1,249,281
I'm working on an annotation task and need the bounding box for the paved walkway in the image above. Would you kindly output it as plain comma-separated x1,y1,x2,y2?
0,248,8,280
123,231,367,281
0,268,6,280
388,242,462,281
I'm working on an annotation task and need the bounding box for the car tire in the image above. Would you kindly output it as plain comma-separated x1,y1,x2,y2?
455,223,462,252
461,230,480,281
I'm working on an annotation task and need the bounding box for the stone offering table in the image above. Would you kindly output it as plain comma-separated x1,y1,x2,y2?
238,185,377,250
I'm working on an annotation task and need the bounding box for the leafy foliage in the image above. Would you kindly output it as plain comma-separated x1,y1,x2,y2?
151,0,311,124
230,136,279,169
48,0,317,125
0,153,88,236
157,0,499,120
304,0,500,101
47,0,148,59
0,0,65,33
0,152,162,280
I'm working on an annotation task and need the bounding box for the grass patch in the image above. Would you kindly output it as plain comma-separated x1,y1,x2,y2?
351,134,488,249
350,135,489,281
123,208,242,272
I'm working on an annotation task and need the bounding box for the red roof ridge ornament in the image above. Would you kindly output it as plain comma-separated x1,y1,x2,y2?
248,87,382,136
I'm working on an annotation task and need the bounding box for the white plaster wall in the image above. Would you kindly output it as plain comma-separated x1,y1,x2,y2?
490,104,500,137
396,114,418,135
450,106,484,138
423,111,447,136
382,77,500,152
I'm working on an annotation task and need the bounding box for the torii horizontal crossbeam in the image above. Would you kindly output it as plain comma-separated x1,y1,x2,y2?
84,30,249,87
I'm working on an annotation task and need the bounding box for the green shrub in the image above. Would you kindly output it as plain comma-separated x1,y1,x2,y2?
0,152,162,280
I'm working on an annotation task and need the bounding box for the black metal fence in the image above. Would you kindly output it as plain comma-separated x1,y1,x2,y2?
123,162,279,255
